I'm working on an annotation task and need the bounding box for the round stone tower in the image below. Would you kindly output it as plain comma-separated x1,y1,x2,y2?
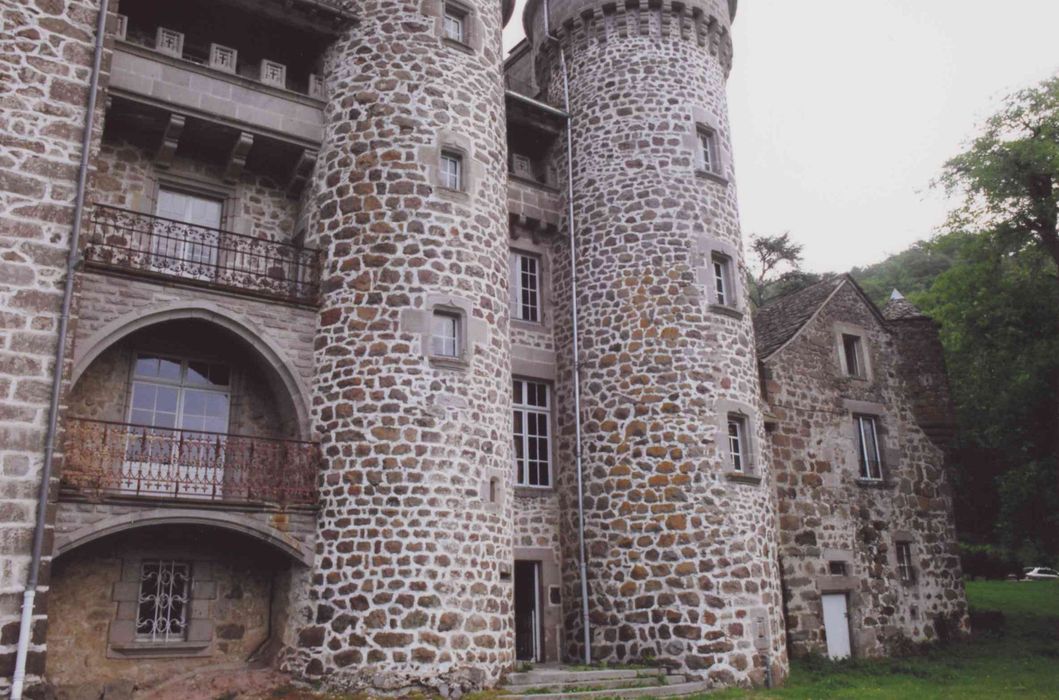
300,0,517,692
524,0,789,686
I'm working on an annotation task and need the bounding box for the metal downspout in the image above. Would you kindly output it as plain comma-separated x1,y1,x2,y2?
541,0,592,666
10,1,109,697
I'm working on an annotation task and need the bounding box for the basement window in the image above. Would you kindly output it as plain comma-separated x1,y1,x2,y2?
896,541,916,583
136,560,191,643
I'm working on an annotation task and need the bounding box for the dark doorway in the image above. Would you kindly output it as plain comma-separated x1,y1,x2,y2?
514,560,541,662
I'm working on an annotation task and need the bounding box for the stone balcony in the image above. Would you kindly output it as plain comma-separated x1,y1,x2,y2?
110,41,324,148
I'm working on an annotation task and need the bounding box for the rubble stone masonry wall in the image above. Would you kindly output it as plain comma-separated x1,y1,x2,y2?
526,0,788,687
0,0,111,690
764,282,967,658
295,0,515,692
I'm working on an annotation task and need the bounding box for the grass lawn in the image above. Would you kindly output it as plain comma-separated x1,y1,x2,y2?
708,579,1059,699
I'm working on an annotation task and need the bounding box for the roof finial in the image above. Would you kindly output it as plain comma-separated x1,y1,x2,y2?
890,289,904,301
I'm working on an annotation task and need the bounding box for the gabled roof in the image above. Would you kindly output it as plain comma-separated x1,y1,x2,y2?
753,274,887,361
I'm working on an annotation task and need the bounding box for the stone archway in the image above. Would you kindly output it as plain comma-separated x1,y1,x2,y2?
71,302,313,439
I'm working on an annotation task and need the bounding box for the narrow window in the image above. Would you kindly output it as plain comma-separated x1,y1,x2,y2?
712,254,731,306
440,150,463,191
431,310,460,358
896,542,915,582
488,477,499,503
828,560,848,576
443,4,466,43
698,128,718,174
726,413,748,472
842,334,864,377
855,414,883,480
513,379,551,487
137,560,191,643
510,251,541,323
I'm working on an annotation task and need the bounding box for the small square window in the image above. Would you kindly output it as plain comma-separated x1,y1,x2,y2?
896,541,915,582
431,310,460,358
726,413,748,472
828,560,847,576
712,254,732,307
855,414,883,480
698,128,718,174
440,150,463,191
443,5,466,43
842,334,864,377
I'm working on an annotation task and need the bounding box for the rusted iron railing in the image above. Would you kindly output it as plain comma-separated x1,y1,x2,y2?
62,418,319,506
83,205,320,305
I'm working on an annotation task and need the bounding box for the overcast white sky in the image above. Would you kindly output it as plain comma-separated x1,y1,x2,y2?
503,1,1059,272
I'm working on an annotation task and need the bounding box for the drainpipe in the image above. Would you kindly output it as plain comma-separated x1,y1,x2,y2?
541,0,591,667
10,1,109,697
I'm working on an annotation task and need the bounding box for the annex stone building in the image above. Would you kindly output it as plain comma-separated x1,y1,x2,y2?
0,0,967,696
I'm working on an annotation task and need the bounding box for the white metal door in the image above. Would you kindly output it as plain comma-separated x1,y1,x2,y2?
821,593,851,659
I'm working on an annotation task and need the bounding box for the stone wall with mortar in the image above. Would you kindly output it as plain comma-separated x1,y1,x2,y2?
294,0,515,692
46,527,297,696
525,0,787,687
0,0,114,690
762,281,967,658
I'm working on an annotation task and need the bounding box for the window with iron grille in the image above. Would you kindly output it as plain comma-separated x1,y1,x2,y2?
136,560,191,643
727,413,748,472
855,414,883,480
511,251,541,323
431,310,460,358
896,541,915,582
440,150,463,191
514,379,551,487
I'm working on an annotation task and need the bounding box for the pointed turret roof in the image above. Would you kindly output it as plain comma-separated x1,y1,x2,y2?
882,289,927,321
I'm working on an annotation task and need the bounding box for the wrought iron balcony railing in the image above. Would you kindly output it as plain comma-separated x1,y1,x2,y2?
62,418,319,507
84,205,320,305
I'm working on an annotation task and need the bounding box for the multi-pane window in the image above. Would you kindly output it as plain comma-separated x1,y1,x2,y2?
513,379,551,487
136,560,191,643
440,150,463,191
126,354,231,496
154,188,223,277
855,415,883,480
698,128,718,174
431,310,460,358
712,254,731,306
726,413,748,472
842,334,864,377
443,4,466,43
511,251,541,323
896,542,915,582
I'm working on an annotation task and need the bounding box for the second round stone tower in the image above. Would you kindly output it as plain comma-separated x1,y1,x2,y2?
524,0,789,686
299,0,516,692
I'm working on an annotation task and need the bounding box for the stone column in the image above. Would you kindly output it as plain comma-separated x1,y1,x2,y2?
299,0,515,693
525,0,789,686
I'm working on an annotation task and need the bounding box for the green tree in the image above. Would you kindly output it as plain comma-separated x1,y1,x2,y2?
747,232,818,306
938,74,1059,272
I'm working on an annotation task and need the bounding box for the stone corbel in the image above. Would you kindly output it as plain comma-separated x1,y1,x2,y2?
156,113,186,169
224,131,255,183
288,148,317,196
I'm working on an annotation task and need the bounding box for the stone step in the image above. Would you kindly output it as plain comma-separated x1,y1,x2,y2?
503,680,711,700
507,674,685,692
505,668,656,685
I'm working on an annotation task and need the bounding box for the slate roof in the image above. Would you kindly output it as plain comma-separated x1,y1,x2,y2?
753,276,845,360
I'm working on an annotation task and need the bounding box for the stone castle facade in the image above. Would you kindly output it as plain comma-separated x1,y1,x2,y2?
0,0,967,696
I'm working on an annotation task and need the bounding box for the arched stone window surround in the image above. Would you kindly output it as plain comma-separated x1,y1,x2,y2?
53,508,313,566
70,302,312,439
